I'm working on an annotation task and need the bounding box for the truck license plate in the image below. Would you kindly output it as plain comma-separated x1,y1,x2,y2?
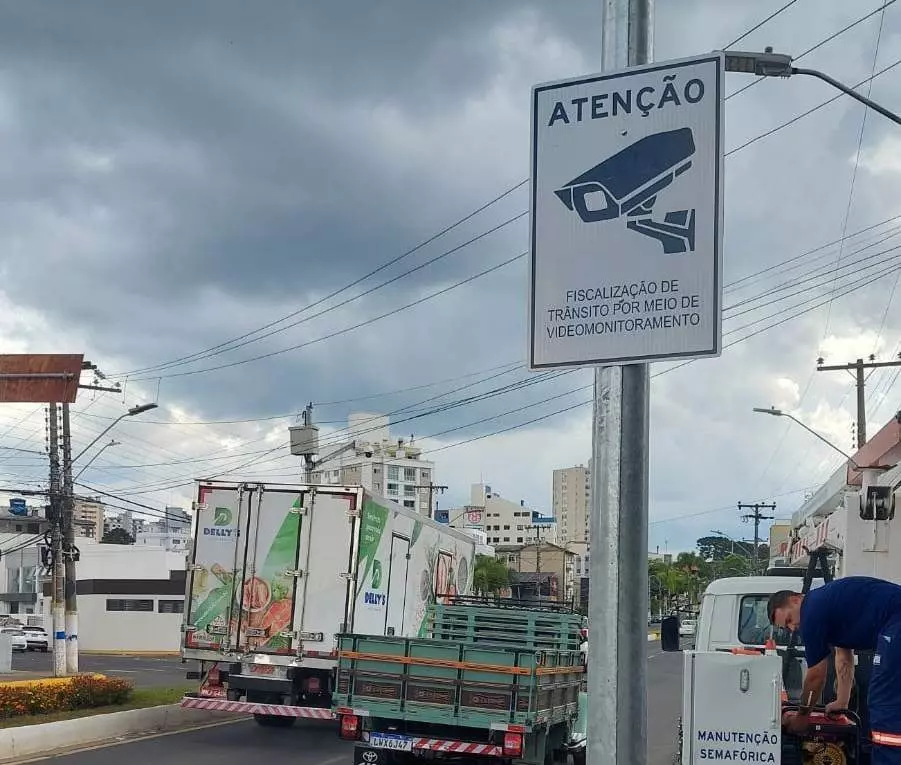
368,733,413,752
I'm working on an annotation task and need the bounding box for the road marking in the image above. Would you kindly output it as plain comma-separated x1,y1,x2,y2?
10,718,247,763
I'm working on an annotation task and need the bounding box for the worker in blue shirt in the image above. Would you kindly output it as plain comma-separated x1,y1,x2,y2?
769,576,901,764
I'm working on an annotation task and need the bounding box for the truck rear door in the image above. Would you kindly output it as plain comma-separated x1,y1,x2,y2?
184,483,248,654
292,489,358,660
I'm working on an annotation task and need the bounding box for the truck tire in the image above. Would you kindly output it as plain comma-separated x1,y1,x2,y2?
253,714,296,728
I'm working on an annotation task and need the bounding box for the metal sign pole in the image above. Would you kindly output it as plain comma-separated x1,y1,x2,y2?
588,2,652,764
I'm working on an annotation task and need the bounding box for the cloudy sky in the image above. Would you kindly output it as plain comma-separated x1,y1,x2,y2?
0,0,899,555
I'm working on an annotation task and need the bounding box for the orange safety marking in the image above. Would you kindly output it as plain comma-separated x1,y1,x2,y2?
872,731,901,747
338,651,583,677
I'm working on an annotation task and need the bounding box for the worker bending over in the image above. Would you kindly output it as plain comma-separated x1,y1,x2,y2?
769,575,901,764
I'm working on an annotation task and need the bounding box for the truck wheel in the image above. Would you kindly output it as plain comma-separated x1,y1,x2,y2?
253,714,296,728
571,748,586,765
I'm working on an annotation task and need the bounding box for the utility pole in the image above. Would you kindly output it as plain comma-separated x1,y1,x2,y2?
61,403,78,674
816,354,901,449
301,403,315,483
738,502,776,575
589,2,651,764
412,483,447,520
47,403,66,676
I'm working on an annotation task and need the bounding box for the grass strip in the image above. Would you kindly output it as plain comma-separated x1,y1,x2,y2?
0,685,194,729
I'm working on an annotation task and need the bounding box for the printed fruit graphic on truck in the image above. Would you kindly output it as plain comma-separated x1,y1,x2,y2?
242,577,271,612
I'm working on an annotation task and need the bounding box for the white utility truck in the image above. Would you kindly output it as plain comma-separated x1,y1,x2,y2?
179,480,477,726
666,432,901,765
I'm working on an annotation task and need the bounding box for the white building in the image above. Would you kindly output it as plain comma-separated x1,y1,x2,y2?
552,465,590,545
41,541,187,653
0,533,42,619
311,413,436,516
454,527,495,557
447,483,558,547
104,510,139,538
0,499,49,618
136,528,190,553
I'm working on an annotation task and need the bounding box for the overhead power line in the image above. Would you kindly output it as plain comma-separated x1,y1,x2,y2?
723,0,803,49
103,8,888,387
114,181,528,378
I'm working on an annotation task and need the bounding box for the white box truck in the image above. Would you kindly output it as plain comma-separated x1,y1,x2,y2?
179,480,477,726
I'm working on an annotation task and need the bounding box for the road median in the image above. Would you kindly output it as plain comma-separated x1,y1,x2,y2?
0,701,246,762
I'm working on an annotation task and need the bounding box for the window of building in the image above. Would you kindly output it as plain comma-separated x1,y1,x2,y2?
420,469,431,481
404,485,415,497
503,525,510,530
387,483,398,495
403,500,415,509
373,466,382,474
158,600,184,614
404,468,416,481
517,537,523,543
387,466,399,480
106,599,153,612
503,537,510,542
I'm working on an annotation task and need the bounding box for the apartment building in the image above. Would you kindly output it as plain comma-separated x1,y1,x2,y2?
74,497,106,542
311,413,436,516
552,465,591,545
447,483,557,546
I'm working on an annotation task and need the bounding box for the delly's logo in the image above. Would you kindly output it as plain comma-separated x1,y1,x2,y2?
203,506,239,538
554,128,697,255
363,560,386,607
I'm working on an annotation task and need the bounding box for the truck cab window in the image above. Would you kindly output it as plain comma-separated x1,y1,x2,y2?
738,595,792,646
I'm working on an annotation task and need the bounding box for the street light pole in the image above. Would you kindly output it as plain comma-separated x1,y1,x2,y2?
723,48,901,127
73,440,120,482
589,3,652,765
61,401,157,675
72,403,158,464
752,407,861,468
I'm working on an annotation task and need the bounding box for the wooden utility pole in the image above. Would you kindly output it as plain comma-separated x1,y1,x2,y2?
816,354,901,448
738,502,776,574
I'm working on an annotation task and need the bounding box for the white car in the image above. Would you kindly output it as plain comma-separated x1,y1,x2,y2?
678,618,696,637
23,626,49,652
1,627,28,652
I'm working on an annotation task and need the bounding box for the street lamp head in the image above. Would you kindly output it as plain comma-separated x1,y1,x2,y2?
752,407,784,417
722,49,793,77
127,403,158,417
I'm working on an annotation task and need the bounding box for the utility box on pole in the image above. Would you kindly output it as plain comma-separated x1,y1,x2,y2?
288,423,319,458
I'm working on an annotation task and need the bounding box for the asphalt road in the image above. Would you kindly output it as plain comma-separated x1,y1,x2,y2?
43,642,683,765
9,652,192,688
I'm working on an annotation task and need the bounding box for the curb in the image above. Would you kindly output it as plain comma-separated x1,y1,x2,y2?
0,703,245,762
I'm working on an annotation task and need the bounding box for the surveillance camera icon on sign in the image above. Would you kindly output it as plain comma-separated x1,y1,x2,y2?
554,127,697,255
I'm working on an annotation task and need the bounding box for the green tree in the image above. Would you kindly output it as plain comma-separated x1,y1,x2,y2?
101,528,135,545
473,555,511,596
696,535,734,561
715,553,751,578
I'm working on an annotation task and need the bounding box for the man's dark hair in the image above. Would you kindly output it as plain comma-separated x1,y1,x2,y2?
767,590,800,623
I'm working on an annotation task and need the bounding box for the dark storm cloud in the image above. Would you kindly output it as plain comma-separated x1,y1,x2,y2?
3,0,901,554
0,0,586,306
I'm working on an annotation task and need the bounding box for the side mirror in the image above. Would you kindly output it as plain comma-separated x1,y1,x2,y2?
660,615,681,652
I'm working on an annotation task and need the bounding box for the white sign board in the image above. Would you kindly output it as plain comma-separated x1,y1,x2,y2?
529,53,724,369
